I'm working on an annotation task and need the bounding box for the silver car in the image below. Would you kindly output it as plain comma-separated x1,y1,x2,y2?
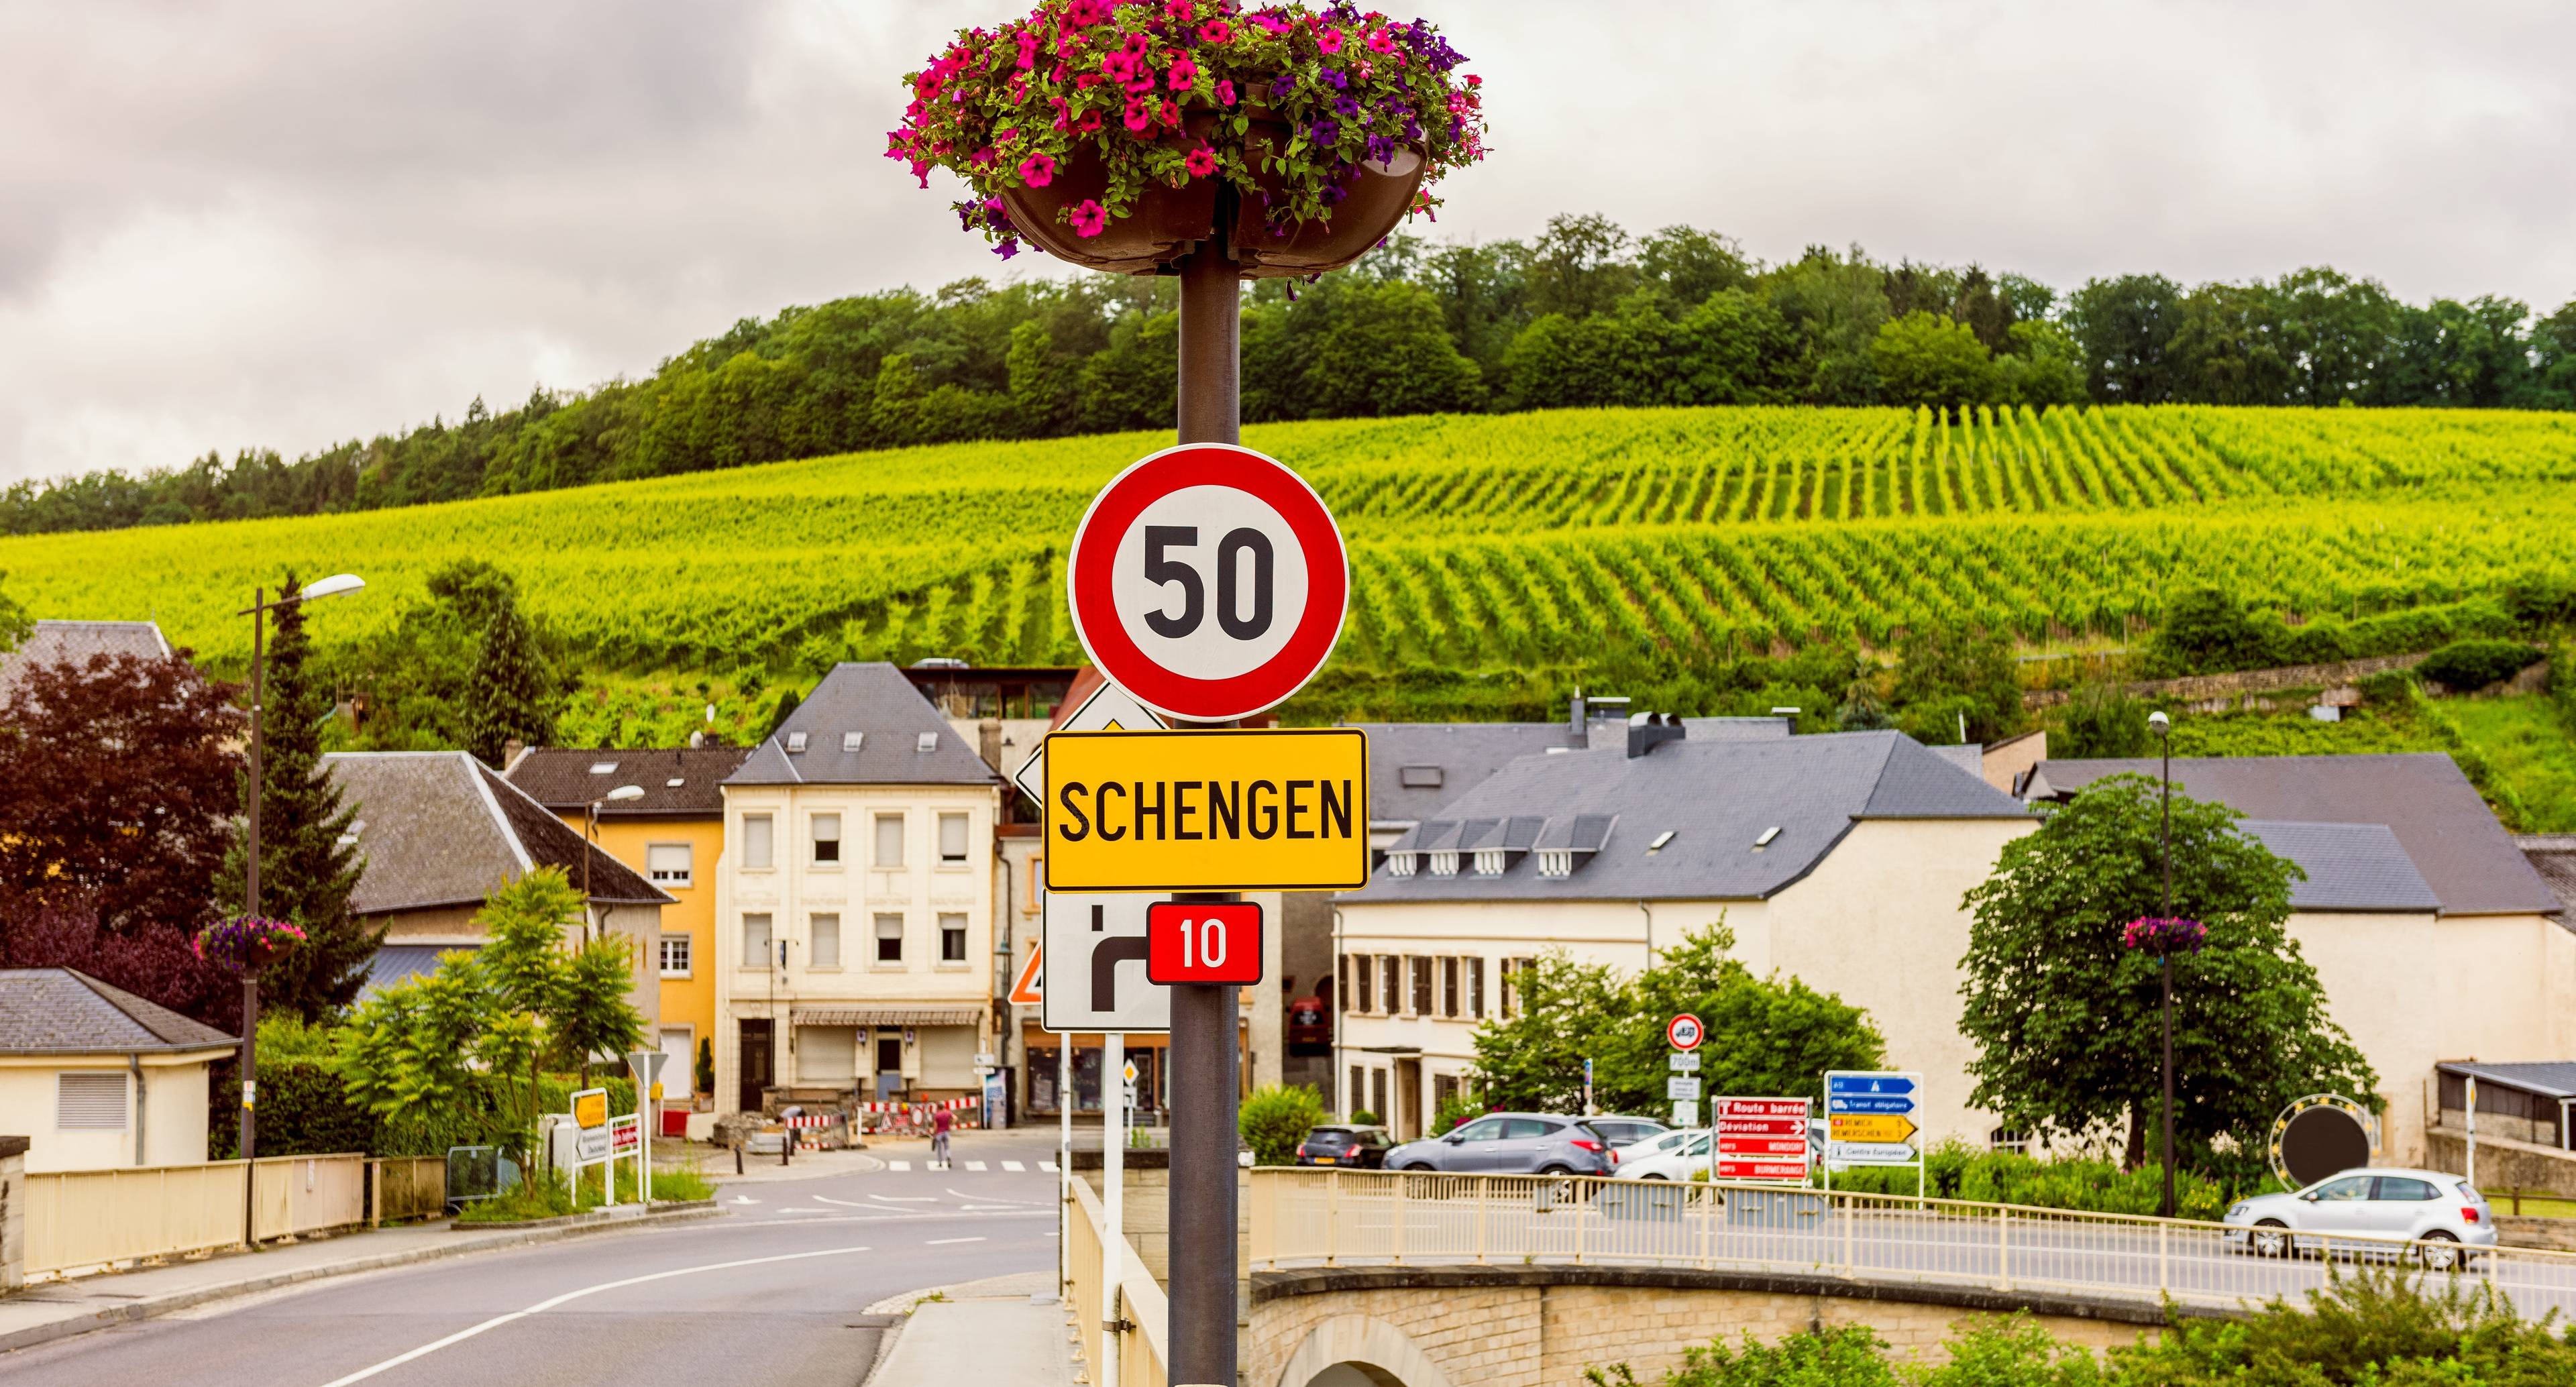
1384,1113,1616,1175
2223,1167,2496,1268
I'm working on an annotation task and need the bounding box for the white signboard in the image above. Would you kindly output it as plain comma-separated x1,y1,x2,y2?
1666,1076,1703,1101
1668,1051,1701,1072
1012,681,1167,808
1040,893,1171,1033
1671,1099,1700,1127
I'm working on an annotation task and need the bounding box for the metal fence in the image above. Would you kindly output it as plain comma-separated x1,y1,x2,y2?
1248,1169,2576,1321
23,1154,368,1278
368,1155,449,1225
1067,1171,1169,1387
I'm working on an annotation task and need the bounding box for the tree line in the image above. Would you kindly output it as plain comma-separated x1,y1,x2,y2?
8,213,2575,537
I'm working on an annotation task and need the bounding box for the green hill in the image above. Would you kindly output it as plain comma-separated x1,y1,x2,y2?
7,402,2572,731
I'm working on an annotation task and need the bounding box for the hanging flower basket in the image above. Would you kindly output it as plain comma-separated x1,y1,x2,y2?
888,1,1486,278
196,916,307,973
2122,917,2206,957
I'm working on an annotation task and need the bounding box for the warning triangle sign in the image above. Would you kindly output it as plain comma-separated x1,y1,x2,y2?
1009,944,1044,1005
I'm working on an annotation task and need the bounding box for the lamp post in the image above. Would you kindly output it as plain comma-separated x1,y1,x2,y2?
582,784,646,944
236,573,364,1176
2148,708,2176,1220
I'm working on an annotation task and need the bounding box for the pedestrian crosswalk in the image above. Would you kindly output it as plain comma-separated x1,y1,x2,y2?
881,1158,1058,1173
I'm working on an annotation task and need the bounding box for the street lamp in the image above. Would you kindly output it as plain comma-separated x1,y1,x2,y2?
582,784,646,944
2147,709,2175,1220
235,574,364,1217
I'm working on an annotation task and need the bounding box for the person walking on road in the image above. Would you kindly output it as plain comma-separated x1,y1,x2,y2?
932,1105,953,1169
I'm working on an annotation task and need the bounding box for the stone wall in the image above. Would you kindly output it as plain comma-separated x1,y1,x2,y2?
1248,1266,2186,1387
2022,652,2428,710
2496,1216,2576,1254
0,1135,25,1292
2426,1124,2576,1200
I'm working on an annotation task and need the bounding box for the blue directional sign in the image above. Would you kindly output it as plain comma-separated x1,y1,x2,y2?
1821,1070,1924,1174
1828,1095,1917,1114
1827,1074,1916,1096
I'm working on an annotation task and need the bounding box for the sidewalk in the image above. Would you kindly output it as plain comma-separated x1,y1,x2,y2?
867,1271,1073,1387
0,1203,718,1355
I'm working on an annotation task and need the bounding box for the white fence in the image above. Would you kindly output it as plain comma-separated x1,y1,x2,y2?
23,1154,368,1278
1248,1169,2576,1321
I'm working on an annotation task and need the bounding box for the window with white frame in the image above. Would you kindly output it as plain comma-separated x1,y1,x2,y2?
1385,851,1416,877
938,812,969,864
812,813,842,864
742,814,773,869
1473,849,1503,876
939,913,968,962
875,912,905,963
1429,850,1458,877
874,814,905,867
741,913,773,968
57,1072,126,1130
811,913,842,968
646,842,692,888
659,933,692,977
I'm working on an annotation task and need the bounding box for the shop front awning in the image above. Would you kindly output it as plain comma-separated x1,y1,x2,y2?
790,1006,983,1028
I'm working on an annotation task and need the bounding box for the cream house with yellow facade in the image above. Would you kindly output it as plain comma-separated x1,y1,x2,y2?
507,743,753,1117
712,663,1004,1117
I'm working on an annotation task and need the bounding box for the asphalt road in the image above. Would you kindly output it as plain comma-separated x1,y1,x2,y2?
0,1129,1068,1387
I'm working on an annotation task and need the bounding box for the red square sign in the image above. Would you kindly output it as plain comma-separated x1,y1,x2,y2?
1146,901,1265,985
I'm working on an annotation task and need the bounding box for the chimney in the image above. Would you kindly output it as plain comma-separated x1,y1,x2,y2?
979,717,1004,771
501,738,526,770
1625,712,1686,759
1568,692,1587,743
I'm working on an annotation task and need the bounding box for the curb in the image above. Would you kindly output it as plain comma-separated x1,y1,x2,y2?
0,1205,725,1357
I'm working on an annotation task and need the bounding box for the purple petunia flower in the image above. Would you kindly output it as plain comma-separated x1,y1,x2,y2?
1332,94,1360,116
1320,67,1348,89
1309,117,1340,145
1365,133,1396,164
994,237,1020,260
1269,72,1296,100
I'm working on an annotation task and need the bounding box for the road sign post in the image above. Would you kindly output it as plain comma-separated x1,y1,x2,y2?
1824,1071,1925,1199
627,1049,666,1206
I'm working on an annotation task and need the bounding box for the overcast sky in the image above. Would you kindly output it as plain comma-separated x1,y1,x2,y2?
3,0,2570,483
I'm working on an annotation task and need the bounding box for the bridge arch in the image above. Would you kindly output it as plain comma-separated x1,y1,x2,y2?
1272,1313,1456,1387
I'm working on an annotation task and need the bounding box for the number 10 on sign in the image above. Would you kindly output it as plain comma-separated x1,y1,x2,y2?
1146,901,1265,985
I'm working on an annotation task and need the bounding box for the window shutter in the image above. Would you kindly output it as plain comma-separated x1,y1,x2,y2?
58,1072,127,1130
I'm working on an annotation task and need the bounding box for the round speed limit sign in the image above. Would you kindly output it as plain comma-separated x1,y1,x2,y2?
1068,443,1348,722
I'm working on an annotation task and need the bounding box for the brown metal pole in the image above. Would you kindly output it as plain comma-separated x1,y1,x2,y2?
1167,211,1242,1387
242,590,265,1244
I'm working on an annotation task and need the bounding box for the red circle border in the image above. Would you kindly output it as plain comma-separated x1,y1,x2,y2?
1067,443,1348,722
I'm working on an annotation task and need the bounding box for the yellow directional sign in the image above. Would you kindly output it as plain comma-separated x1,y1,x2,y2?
572,1089,608,1130
1829,1113,1918,1144
1044,728,1369,892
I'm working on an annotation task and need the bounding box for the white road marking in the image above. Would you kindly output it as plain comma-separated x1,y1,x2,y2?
925,1237,986,1245
871,1193,939,1203
309,1245,871,1387
729,1195,761,1205
1040,1161,1059,1172
888,1160,911,1172
964,1160,987,1171
1002,1160,1026,1172
777,1207,829,1215
951,1188,1055,1207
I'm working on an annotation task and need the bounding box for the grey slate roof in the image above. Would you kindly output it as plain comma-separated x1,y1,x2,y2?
0,620,172,693
2241,820,2443,913
0,968,235,1054
506,745,753,817
1350,730,2032,904
2027,755,2558,918
727,663,1003,788
2435,1060,2576,1100
1340,722,1579,827
323,751,673,915
2518,836,2576,919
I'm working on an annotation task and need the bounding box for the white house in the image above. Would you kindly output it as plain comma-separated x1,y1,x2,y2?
1335,722,2038,1142
0,969,236,1172
713,663,1004,1117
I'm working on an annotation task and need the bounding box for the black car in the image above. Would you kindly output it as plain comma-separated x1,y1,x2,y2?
1295,1124,1393,1168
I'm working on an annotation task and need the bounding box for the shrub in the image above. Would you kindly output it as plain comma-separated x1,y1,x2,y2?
2055,683,2155,759
1239,1083,1326,1166
2146,588,2282,677
209,1059,382,1159
1349,1109,1381,1126
1829,1142,2239,1222
2417,639,2541,691
1586,1324,1894,1387
1434,1088,1487,1135
2109,1262,2576,1383
2355,668,2416,704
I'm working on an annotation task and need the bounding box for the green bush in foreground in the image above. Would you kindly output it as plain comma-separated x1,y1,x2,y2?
1240,1084,1326,1166
1591,1268,2576,1385
2418,639,2542,691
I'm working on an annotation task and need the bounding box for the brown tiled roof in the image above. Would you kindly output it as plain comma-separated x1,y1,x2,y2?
506,745,752,816
322,751,673,915
0,968,235,1054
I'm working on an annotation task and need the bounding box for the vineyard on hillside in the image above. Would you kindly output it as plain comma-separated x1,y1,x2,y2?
4,405,2570,690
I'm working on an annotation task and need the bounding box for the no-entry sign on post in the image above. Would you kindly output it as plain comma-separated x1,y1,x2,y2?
1066,443,1349,724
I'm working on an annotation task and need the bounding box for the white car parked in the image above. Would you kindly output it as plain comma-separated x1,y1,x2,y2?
1613,1129,1713,1180
2222,1168,2496,1268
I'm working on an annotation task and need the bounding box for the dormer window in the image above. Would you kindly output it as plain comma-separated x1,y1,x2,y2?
1538,850,1572,878
785,732,808,754
1385,852,1417,877
588,760,619,775
843,732,864,753
917,732,939,752
1473,849,1504,876
1430,850,1460,877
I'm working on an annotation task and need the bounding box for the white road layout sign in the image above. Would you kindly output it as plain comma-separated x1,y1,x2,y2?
1040,892,1171,1033
1666,1076,1702,1101
1010,681,1168,808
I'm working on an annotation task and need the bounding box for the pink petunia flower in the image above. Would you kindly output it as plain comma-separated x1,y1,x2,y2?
1065,0,1112,25
1017,30,1040,70
1216,78,1236,105
1199,19,1232,44
1124,97,1154,131
1318,27,1343,54
1069,200,1109,237
1366,27,1396,54
1075,109,1104,133
1185,145,1220,177
1167,54,1197,90
1019,153,1057,186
